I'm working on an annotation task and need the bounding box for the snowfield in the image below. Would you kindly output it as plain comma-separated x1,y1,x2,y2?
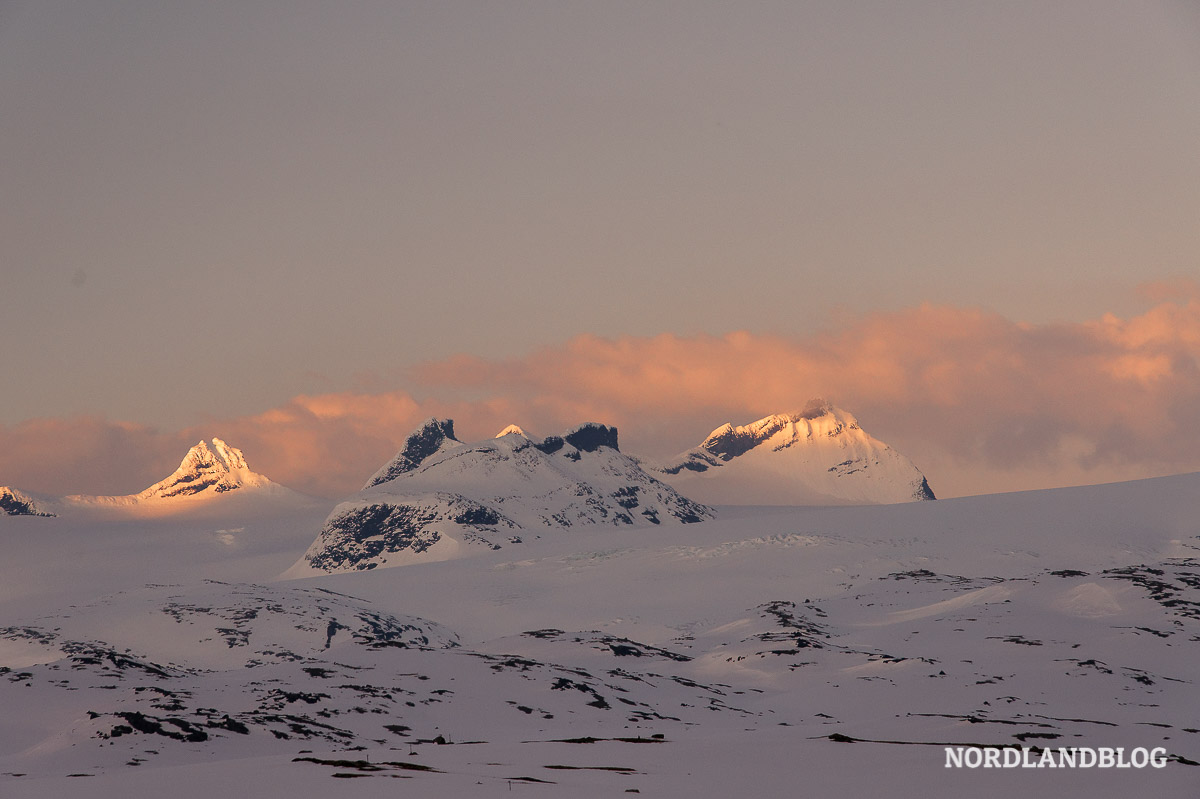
2,439,1199,797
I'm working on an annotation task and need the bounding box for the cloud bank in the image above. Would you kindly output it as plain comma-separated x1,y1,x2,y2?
5,296,1200,500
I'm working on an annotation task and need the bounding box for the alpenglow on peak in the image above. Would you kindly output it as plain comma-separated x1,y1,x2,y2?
651,401,935,506
136,438,273,500
495,424,529,438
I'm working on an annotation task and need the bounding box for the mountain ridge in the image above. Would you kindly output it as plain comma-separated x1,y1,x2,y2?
295,420,712,574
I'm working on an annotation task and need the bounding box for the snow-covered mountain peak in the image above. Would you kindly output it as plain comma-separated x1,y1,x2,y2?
495,424,529,438
135,438,272,501
655,402,935,505
698,402,863,460
175,440,228,475
54,438,290,513
0,485,54,517
364,417,460,489
209,437,249,471
296,419,711,573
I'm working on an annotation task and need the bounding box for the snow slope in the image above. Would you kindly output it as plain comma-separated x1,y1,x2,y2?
294,419,712,574
2,466,1200,796
651,400,936,505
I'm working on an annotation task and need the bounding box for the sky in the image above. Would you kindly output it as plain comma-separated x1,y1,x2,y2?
2,1,1199,500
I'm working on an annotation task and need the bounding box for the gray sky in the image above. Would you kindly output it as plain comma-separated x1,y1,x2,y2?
3,0,1199,431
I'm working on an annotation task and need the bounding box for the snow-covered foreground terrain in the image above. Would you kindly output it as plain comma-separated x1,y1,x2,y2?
2,472,1199,797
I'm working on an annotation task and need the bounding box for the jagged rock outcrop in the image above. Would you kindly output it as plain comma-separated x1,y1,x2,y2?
364,419,460,489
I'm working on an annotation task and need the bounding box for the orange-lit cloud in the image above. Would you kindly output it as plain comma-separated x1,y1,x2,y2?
1138,277,1200,304
0,417,190,497
6,298,1200,500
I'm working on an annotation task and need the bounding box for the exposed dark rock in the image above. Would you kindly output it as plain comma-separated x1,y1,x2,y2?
453,506,501,526
0,487,53,517
1103,560,1200,620
753,601,832,653
521,629,692,662
205,715,250,734
106,712,209,743
699,426,764,461
563,423,619,453
306,503,447,571
914,476,936,501
883,570,1002,588
365,419,459,489
611,486,640,509
534,436,564,454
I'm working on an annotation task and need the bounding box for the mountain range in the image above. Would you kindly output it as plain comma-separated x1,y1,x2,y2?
4,408,1200,797
3,405,935,531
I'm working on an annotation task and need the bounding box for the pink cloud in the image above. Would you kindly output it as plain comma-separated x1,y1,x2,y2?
0,417,190,497
413,300,1200,495
1138,277,1200,304
6,298,1200,500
